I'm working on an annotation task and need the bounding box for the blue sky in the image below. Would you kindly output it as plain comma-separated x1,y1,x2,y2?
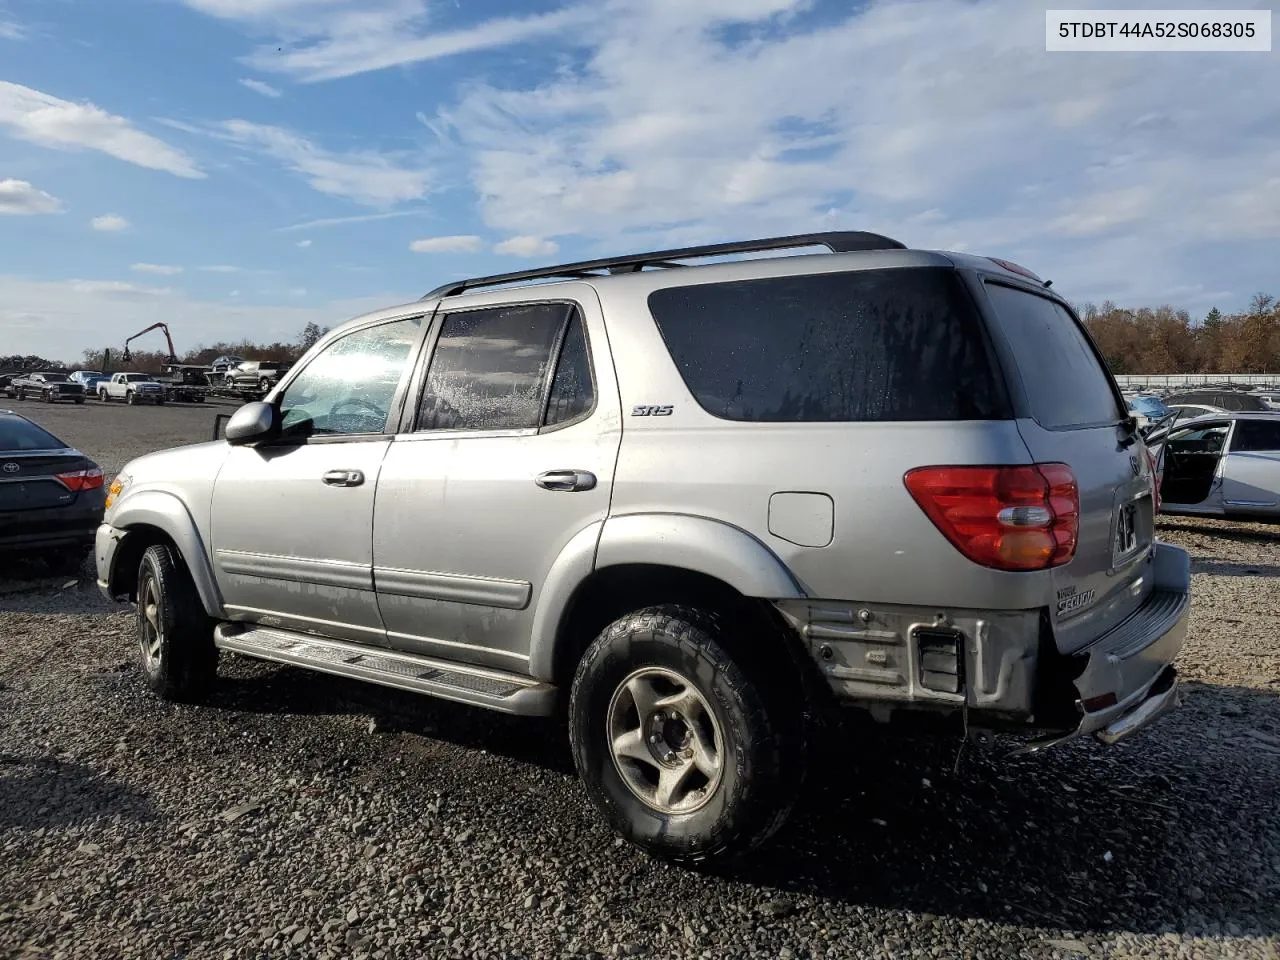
1,0,1277,361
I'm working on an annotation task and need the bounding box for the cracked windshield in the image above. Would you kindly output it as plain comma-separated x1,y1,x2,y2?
1,2,1277,960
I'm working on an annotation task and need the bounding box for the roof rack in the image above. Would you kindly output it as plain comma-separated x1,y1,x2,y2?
421,231,905,300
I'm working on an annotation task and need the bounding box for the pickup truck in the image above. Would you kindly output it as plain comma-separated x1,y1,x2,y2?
226,360,292,396
6,371,86,404
98,372,166,405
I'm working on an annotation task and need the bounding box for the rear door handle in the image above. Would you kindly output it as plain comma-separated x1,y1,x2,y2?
536,470,597,492
322,469,365,487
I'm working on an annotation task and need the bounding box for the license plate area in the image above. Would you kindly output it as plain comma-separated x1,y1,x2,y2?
1112,493,1153,568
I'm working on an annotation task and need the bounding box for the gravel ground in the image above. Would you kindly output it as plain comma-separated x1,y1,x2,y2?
2,403,1278,960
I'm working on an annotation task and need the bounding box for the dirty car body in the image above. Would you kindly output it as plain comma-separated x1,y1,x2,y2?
94,232,1190,859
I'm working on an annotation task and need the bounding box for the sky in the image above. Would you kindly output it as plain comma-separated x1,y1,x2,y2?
0,0,1277,361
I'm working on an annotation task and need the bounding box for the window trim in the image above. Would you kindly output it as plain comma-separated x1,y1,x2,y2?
980,278,1127,432
404,298,597,439
268,311,429,447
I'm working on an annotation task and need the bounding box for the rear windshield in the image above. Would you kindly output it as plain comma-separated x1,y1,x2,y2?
40,372,68,382
0,417,64,451
647,267,1009,422
984,283,1122,429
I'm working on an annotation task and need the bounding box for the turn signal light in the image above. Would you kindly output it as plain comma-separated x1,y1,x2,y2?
904,464,1079,572
54,467,105,492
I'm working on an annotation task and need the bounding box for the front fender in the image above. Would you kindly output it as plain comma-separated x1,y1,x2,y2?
105,489,225,617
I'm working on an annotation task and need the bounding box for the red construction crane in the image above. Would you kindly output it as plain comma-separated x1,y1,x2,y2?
120,322,179,364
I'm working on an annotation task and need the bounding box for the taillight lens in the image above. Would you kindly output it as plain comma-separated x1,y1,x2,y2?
904,464,1079,572
54,467,105,492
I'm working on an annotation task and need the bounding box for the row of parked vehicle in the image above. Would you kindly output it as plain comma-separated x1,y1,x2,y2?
0,357,292,406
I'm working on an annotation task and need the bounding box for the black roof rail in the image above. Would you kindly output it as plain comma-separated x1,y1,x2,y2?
421,231,905,300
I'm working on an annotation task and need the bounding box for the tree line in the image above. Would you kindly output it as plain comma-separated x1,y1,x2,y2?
1078,294,1280,375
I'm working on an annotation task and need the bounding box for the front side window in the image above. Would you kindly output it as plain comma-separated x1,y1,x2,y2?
415,303,586,432
278,316,422,438
1168,423,1230,454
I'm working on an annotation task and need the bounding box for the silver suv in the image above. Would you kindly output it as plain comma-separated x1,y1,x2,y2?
95,233,1190,862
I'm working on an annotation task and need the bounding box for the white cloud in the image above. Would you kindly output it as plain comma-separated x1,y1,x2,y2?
0,81,204,178
239,77,283,98
70,280,172,297
277,209,424,231
0,21,25,40
0,178,63,215
409,234,482,253
296,238,312,248
131,262,184,276
493,236,558,257
216,119,430,206
91,214,130,232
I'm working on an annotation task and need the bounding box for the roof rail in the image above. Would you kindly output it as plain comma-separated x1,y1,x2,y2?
421,231,905,300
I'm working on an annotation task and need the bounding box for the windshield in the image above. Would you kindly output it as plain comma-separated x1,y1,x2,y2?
124,374,152,382
77,371,104,377
39,372,68,381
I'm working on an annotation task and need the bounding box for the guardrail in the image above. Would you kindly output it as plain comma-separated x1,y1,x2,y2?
1115,374,1280,390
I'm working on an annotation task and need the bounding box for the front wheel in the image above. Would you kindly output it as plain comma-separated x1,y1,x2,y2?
44,390,54,403
15,388,24,401
136,543,218,701
569,605,802,863
74,398,84,405
126,391,137,405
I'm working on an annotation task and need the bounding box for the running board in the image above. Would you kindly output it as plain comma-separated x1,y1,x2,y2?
213,624,557,716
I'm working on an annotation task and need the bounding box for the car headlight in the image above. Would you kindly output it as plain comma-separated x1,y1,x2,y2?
105,473,130,509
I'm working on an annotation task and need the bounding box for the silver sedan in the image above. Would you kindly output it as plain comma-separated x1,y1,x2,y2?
1150,412,1280,518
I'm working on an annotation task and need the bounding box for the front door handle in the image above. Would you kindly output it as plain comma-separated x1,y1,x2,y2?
536,469,597,492
322,469,365,487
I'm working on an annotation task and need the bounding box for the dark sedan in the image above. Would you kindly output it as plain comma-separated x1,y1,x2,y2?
0,410,106,572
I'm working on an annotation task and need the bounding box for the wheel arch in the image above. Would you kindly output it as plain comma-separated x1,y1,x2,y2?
107,491,224,616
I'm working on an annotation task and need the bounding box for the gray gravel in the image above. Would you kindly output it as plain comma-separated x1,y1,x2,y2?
2,403,1279,960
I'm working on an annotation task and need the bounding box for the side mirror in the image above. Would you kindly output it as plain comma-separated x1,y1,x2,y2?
224,401,281,446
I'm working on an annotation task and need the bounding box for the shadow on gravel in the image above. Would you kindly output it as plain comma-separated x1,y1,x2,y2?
704,681,1280,939
1160,517,1280,542
0,754,156,830
207,663,575,772
1190,558,1280,578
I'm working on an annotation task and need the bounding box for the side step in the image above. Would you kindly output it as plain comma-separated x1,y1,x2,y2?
213,624,558,717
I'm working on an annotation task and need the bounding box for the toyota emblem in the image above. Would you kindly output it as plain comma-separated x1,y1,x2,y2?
2,462,18,474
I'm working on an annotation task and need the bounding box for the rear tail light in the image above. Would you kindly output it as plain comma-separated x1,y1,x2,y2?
54,467,105,492
904,464,1079,572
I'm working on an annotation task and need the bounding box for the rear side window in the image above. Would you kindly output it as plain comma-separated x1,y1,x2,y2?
647,267,1008,422
984,284,1122,429
0,417,63,451
416,303,587,432
1232,419,1280,452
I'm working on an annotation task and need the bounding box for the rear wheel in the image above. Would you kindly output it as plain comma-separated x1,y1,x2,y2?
136,543,218,701
15,388,24,401
99,389,109,402
569,605,802,863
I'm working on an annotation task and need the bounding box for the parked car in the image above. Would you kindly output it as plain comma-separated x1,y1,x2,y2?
1163,389,1272,412
209,355,245,385
157,365,211,403
228,359,292,395
1,409,106,572
69,370,109,392
1253,392,1280,410
1150,413,1280,518
95,232,1188,863
1169,402,1228,423
98,372,166,405
7,371,86,404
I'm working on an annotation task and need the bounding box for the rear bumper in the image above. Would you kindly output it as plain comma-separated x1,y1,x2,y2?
0,494,105,554
1018,542,1191,752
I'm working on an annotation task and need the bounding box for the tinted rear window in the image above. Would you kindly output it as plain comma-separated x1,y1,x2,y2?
647,267,1008,422
1232,419,1280,452
984,284,1122,429
0,417,64,451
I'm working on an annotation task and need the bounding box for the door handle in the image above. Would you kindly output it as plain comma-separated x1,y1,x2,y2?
536,470,597,492
322,469,365,487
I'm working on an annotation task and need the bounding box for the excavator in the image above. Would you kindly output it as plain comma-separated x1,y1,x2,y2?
101,322,209,403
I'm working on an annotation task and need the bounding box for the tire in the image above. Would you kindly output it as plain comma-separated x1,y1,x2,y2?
126,391,137,405
44,390,54,403
15,388,24,401
135,543,218,702
569,605,802,863
99,390,109,402
74,398,84,405
156,397,166,406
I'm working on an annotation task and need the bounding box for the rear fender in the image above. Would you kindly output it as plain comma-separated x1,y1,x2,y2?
107,489,224,616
